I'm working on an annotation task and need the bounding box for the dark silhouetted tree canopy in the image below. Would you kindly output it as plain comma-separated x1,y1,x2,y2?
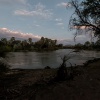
69,0,100,39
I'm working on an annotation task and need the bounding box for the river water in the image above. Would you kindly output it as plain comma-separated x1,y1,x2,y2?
5,49,100,69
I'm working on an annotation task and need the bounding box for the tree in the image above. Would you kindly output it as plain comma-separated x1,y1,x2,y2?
69,0,100,39
84,41,91,47
28,38,32,44
9,37,15,48
34,37,57,50
22,40,28,50
1,38,7,45
95,39,100,49
10,37,15,43
75,43,83,49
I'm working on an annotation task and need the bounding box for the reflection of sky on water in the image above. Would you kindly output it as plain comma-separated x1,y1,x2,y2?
5,49,100,69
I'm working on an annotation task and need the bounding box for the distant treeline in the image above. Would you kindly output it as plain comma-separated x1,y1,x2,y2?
0,37,63,52
64,40,100,50
0,37,100,52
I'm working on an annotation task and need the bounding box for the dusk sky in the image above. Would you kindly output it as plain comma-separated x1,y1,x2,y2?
0,0,91,44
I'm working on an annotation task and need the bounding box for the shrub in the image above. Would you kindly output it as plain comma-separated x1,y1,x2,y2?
44,66,51,69
0,57,10,75
56,55,74,81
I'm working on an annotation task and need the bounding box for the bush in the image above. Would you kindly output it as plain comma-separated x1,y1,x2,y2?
0,57,10,75
56,55,74,81
0,46,12,52
44,66,51,69
0,52,6,58
57,64,68,81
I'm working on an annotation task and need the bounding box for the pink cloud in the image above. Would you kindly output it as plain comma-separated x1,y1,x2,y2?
57,2,71,8
0,28,41,40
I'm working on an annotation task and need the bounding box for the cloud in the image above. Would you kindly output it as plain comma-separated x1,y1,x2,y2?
14,3,53,19
73,26,89,30
61,27,65,29
0,28,93,45
35,25,40,27
57,2,71,8
74,34,95,43
56,23,64,26
0,28,41,41
57,33,94,45
55,18,64,28
55,18,62,22
0,0,27,5
57,38,75,45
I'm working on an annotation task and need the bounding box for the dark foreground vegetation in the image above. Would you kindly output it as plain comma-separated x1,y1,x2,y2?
0,58,100,100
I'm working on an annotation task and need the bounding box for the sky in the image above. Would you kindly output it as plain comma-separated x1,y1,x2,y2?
0,0,91,45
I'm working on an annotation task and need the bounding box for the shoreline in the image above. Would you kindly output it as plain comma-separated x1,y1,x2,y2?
9,57,100,70
0,58,100,100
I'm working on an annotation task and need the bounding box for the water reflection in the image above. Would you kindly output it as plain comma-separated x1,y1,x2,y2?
5,49,100,69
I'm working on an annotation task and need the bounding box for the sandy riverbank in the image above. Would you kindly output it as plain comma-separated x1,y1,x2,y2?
0,58,100,100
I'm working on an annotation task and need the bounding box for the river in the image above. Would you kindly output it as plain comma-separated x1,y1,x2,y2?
5,49,100,69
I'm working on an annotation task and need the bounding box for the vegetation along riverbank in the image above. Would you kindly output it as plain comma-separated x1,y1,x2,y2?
0,37,100,53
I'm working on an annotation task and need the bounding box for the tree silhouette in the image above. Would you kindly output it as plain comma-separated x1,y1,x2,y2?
69,0,100,39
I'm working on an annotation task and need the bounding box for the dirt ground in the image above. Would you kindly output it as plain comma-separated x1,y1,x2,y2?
0,59,100,100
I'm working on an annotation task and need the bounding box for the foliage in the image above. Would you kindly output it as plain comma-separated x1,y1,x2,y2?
34,37,57,50
74,40,100,50
56,54,73,81
44,66,51,69
69,0,100,39
0,58,10,75
0,37,59,52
